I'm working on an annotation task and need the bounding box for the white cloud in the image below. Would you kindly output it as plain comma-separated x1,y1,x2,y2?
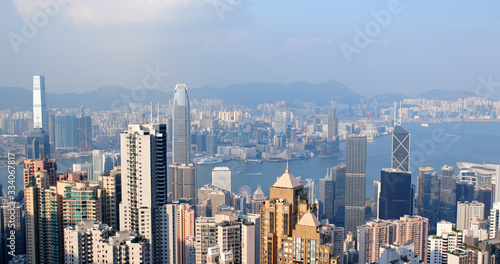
286,37,334,47
12,0,214,26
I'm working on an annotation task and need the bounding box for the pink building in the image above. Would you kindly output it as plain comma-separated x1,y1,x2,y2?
394,215,429,262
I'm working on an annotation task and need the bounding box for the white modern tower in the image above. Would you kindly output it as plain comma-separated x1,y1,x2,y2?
119,123,168,263
212,167,231,192
33,75,48,130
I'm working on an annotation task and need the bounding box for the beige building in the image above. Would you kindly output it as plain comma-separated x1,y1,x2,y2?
394,215,429,262
169,164,197,201
99,166,121,230
25,170,64,264
358,219,395,264
198,185,231,216
457,201,485,231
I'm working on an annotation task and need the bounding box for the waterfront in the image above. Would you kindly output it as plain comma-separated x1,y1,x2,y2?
2,122,500,198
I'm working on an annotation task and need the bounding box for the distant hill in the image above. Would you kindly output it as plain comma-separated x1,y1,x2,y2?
0,81,363,110
0,82,487,111
418,89,476,101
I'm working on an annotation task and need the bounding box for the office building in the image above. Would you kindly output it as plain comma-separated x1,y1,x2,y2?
33,75,48,130
54,114,79,151
77,116,92,150
392,125,410,171
92,150,114,181
327,108,339,142
332,165,346,226
25,170,64,264
251,185,266,215
25,128,50,159
373,180,381,218
319,172,335,221
379,169,412,220
72,162,92,178
212,167,231,192
119,124,168,263
418,166,440,231
439,165,457,223
456,201,484,231
170,164,197,201
173,83,191,165
304,178,316,206
273,108,290,136
345,136,367,237
260,163,308,264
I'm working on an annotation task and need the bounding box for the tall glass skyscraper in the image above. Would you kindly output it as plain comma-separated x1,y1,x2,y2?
392,125,410,171
26,75,50,158
33,75,47,130
54,115,79,151
173,83,191,165
170,83,197,201
378,168,412,220
345,135,367,237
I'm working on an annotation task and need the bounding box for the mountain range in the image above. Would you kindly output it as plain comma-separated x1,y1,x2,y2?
0,81,482,111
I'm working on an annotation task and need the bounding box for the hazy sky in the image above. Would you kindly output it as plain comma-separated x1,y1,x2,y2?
1,1,500,97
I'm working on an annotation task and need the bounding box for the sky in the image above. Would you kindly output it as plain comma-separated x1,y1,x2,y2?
1,0,500,97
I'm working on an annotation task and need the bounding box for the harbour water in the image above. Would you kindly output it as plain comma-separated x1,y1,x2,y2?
2,122,500,199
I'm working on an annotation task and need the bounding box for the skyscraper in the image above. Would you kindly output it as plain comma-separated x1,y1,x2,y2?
170,83,197,201
54,114,79,151
319,173,335,221
273,108,290,136
27,75,50,159
392,125,410,171
173,83,191,165
212,167,231,192
119,124,168,262
379,169,412,220
77,115,92,150
345,135,367,237
33,75,48,130
418,166,440,232
327,108,339,142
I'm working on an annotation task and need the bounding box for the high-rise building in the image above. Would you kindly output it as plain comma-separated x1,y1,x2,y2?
417,166,440,231
23,158,57,187
260,164,308,264
304,178,316,205
393,215,429,262
251,185,267,215
173,83,191,165
489,202,500,239
391,125,410,171
73,162,93,179
439,165,457,223
173,204,194,263
0,202,25,264
273,108,290,136
358,219,395,264
379,169,412,220
171,83,197,202
373,180,381,219
427,221,463,264
99,166,121,230
212,167,231,192
64,220,151,264
456,201,484,231
33,75,48,130
25,170,64,264
58,181,103,227
119,124,168,262
198,185,231,216
345,135,367,237
77,116,92,150
319,173,335,221
327,108,339,142
170,164,197,202
54,114,79,151
25,128,50,159
332,165,346,226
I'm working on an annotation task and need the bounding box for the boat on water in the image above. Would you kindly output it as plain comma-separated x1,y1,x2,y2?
195,157,224,165
421,123,429,127
245,159,263,164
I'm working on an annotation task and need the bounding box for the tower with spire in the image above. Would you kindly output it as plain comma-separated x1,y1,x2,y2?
260,163,342,263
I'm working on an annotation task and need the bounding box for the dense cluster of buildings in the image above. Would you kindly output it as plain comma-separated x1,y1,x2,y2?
4,76,500,264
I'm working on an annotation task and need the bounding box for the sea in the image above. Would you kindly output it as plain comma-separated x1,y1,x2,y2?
2,122,500,199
